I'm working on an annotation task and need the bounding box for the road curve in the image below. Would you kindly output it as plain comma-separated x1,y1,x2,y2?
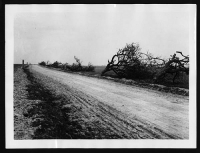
31,65,189,139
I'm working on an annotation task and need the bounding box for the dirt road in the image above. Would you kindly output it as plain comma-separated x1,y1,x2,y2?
30,65,189,139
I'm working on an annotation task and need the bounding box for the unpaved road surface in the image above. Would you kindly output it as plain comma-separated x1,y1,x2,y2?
30,65,189,139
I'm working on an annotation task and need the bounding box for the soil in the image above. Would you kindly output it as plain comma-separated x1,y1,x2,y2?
14,65,189,139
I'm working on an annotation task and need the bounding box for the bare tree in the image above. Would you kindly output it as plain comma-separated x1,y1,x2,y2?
101,43,163,79
70,56,82,71
153,51,189,83
101,43,142,77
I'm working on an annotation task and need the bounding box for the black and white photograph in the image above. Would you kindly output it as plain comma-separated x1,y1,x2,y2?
5,4,196,148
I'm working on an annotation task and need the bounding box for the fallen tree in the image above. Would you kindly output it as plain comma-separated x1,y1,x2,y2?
101,43,164,79
102,42,189,84
153,51,189,83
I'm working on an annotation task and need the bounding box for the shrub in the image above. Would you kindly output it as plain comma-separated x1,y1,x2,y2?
39,61,46,66
82,62,95,72
51,61,62,68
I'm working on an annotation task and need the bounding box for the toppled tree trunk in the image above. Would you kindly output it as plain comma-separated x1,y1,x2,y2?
153,51,189,83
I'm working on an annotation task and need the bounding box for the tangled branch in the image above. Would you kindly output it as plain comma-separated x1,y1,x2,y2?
102,43,189,83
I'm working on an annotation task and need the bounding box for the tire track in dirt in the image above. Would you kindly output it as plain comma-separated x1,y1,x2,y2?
73,90,177,139
56,87,178,139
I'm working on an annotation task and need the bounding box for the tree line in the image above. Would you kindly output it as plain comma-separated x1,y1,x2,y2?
39,56,95,72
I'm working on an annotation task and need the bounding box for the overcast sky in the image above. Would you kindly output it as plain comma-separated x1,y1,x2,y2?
13,4,195,65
